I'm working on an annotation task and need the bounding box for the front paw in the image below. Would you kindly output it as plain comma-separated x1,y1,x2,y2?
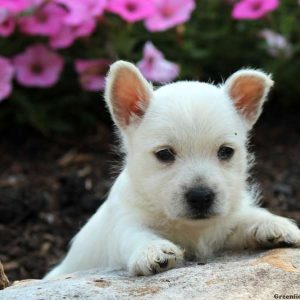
251,216,300,248
128,240,184,276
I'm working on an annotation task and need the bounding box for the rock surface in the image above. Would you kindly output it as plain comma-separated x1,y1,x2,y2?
1,248,300,300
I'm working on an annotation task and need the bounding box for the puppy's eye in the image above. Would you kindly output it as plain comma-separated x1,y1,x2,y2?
218,145,234,161
155,148,175,163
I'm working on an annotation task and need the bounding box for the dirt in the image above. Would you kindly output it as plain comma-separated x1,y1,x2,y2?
0,103,300,282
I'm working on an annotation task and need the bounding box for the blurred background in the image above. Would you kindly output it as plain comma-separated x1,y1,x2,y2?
0,0,300,281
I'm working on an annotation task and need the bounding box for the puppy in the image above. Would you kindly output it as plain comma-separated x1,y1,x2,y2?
45,61,300,279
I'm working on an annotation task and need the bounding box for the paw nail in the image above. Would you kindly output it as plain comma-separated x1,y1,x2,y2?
150,266,158,274
158,260,169,268
163,251,175,255
278,241,294,247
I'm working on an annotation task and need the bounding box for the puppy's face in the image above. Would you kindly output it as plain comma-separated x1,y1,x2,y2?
105,62,273,221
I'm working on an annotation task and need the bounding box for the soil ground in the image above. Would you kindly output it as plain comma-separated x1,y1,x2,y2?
1,103,300,282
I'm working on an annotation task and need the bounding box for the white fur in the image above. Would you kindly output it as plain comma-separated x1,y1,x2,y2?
45,61,300,279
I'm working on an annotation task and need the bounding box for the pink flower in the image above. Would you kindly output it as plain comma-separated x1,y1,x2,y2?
144,0,195,32
0,17,16,36
0,0,30,36
0,0,42,36
260,29,293,58
13,44,64,88
54,0,106,25
137,42,179,83
232,0,279,20
49,19,97,49
107,0,155,23
0,57,14,102
75,59,110,91
19,2,67,36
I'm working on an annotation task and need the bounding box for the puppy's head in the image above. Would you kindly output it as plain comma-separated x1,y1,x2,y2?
105,61,273,221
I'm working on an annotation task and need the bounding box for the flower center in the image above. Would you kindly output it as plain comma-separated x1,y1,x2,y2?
31,63,43,74
251,1,262,11
2,19,10,28
125,1,138,12
37,11,48,23
161,5,174,18
147,56,154,65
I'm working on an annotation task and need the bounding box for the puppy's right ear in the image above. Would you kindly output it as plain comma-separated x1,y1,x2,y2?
105,61,153,129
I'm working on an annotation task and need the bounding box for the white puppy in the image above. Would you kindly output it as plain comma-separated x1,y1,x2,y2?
45,61,300,279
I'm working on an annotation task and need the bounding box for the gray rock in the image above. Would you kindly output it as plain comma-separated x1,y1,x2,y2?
1,248,300,300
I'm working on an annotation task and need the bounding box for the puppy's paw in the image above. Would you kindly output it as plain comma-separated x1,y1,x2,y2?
128,240,184,276
250,216,300,248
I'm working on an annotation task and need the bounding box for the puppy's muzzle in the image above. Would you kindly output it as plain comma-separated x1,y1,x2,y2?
185,186,215,219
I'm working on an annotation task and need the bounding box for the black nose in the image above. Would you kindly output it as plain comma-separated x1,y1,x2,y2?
185,187,215,215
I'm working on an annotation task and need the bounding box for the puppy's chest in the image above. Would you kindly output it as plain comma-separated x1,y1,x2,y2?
150,220,205,253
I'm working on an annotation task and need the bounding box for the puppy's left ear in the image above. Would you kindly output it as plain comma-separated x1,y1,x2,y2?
224,69,274,129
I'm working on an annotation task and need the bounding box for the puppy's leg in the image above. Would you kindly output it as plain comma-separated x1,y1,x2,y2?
45,204,183,278
226,206,300,249
123,224,184,276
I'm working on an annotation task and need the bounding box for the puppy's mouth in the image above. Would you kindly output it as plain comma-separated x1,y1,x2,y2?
181,211,219,221
190,213,217,220
189,213,211,220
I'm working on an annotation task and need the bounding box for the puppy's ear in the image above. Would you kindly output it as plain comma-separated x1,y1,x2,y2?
224,69,274,128
105,60,153,129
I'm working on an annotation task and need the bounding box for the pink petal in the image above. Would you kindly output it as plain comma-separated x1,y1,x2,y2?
0,0,30,14
49,25,76,49
19,3,67,36
232,0,279,20
79,75,106,91
145,0,195,32
143,41,164,59
55,0,88,25
74,19,96,37
85,0,107,17
54,0,106,25
49,20,96,49
0,57,14,101
74,59,110,91
260,29,292,58
137,42,179,83
0,81,12,101
107,0,156,23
